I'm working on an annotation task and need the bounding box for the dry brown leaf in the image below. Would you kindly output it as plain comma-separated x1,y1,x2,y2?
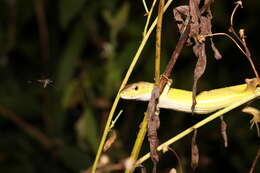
173,0,221,112
103,130,117,151
192,43,207,112
210,38,222,59
173,5,189,33
191,129,199,170
220,116,228,147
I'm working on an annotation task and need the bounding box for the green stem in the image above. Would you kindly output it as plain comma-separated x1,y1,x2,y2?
91,0,175,172
155,0,165,84
124,113,148,173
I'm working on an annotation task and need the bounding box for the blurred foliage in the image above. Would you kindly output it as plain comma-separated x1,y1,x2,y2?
0,0,259,172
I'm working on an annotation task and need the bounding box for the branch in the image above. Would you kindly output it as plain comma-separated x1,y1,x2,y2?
0,105,55,149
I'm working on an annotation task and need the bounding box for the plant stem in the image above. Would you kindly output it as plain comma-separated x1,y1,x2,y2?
91,0,175,172
124,113,148,173
155,0,164,84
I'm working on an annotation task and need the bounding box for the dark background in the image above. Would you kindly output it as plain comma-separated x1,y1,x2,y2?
0,0,259,172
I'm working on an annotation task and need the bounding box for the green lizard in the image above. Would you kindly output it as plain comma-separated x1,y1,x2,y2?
120,78,260,114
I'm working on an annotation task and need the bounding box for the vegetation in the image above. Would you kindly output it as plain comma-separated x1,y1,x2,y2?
0,0,259,172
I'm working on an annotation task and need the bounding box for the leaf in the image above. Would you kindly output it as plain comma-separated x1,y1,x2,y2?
59,0,87,28
173,0,221,113
103,130,117,152
103,3,130,32
173,5,189,32
62,79,80,108
75,108,99,152
191,129,199,170
192,43,207,112
56,22,86,87
189,0,221,112
210,38,222,59
220,116,228,147
200,14,222,60
189,0,200,37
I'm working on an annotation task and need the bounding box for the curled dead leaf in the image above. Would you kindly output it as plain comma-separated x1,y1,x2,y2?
220,116,228,147
191,129,199,170
103,130,117,151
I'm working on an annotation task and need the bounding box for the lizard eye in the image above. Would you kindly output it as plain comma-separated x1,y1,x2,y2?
134,85,139,91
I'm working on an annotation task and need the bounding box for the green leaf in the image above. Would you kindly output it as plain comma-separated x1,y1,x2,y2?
103,2,130,32
56,22,86,87
62,79,79,108
75,108,99,152
59,0,87,28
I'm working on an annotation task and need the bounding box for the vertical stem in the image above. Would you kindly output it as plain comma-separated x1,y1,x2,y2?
155,0,165,84
124,113,148,173
249,148,260,173
91,0,175,172
143,0,157,38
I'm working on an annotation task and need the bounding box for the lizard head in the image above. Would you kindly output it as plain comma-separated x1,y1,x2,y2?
120,82,154,101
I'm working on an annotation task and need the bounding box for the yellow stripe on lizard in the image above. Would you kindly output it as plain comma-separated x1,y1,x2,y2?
120,78,260,114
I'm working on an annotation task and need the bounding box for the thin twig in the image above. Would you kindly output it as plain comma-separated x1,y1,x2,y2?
142,0,149,14
143,0,157,37
229,1,259,78
124,113,148,173
230,1,243,45
0,105,54,149
146,0,165,171
249,148,260,173
145,16,191,171
91,1,176,172
160,19,191,89
168,147,183,173
204,33,247,56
